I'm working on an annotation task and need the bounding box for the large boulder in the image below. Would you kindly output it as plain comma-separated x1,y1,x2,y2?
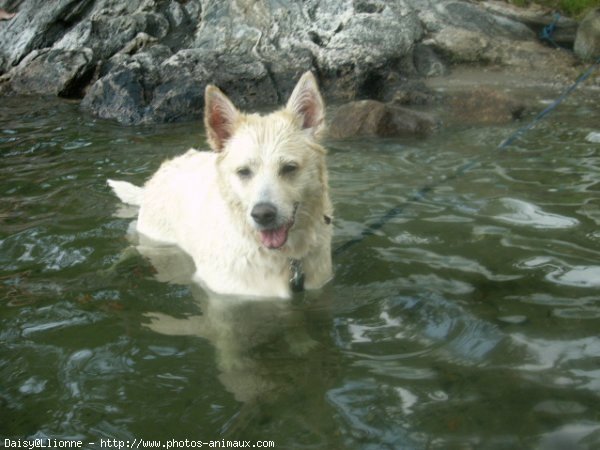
574,7,600,61
310,1,422,100
79,0,424,123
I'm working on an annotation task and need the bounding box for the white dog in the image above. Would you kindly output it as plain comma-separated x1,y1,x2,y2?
108,72,333,298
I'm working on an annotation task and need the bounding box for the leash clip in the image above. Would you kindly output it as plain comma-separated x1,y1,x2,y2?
289,259,305,293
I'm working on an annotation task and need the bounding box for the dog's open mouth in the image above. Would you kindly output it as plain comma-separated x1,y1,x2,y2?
259,204,298,250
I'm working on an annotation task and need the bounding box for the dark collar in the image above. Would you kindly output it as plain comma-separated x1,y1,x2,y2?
289,215,331,293
289,258,304,293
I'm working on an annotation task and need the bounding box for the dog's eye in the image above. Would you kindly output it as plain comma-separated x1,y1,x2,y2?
280,163,299,176
236,167,253,179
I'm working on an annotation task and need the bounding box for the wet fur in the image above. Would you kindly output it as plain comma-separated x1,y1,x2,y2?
108,72,332,298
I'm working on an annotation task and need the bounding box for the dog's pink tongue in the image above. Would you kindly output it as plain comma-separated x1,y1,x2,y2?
260,226,288,249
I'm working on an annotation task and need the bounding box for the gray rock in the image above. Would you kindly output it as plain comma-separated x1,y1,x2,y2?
574,7,600,61
80,58,149,125
329,99,438,139
81,44,171,124
0,0,584,124
0,0,96,71
1,47,94,97
426,26,492,63
149,48,277,124
313,1,422,100
418,0,534,40
79,0,425,123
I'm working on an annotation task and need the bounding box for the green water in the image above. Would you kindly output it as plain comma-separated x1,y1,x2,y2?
1,89,600,449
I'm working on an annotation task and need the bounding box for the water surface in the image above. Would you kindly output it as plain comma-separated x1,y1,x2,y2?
1,89,600,449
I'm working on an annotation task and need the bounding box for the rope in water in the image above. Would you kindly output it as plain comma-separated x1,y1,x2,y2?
334,55,600,256
498,55,600,149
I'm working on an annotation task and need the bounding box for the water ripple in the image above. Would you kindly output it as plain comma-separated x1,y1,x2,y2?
335,291,504,366
518,257,600,288
377,246,520,282
492,198,580,229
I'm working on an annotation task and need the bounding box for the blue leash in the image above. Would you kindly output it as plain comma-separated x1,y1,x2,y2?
334,56,600,256
499,56,600,149
540,13,561,48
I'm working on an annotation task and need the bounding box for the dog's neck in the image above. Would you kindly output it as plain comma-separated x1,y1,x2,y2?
288,214,331,293
289,258,304,293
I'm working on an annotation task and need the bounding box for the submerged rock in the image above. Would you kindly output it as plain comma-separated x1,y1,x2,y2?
446,87,526,125
329,100,438,139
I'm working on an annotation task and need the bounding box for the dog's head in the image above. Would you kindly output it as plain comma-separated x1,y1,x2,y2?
204,72,329,252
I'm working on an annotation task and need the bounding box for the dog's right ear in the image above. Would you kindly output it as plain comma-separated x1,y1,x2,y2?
204,85,240,152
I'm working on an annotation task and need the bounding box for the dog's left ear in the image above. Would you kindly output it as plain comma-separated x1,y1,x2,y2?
286,71,325,138
204,85,240,152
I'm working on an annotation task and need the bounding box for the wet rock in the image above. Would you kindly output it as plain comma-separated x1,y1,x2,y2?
574,7,600,61
0,47,94,97
445,87,526,125
329,99,438,139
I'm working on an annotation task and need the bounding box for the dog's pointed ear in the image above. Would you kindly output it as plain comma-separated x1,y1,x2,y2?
204,85,240,152
286,71,325,137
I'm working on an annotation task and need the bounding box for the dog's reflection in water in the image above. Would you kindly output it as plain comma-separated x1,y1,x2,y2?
136,236,320,404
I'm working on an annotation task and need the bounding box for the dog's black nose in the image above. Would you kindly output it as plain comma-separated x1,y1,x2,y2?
251,202,277,227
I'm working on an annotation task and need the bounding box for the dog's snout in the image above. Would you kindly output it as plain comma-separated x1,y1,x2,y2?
251,202,278,227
